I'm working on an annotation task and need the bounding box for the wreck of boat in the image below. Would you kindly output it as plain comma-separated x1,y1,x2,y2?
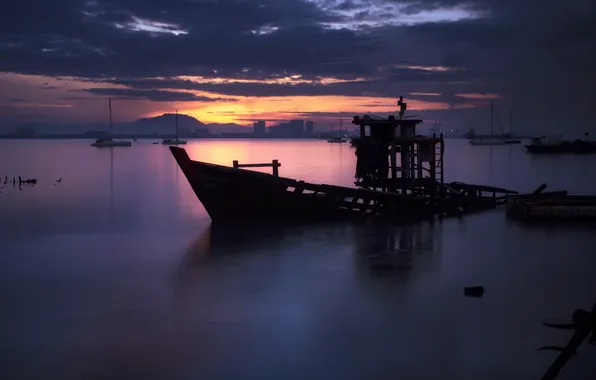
170,96,519,223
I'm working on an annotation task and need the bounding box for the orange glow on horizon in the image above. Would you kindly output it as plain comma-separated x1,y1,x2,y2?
142,95,453,125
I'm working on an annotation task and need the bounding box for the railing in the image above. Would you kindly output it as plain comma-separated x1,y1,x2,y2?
232,160,281,177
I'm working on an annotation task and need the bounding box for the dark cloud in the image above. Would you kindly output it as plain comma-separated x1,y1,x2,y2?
78,88,237,102
0,0,594,131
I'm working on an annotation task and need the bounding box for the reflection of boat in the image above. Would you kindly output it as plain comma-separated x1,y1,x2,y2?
354,221,440,275
162,110,187,145
91,99,132,147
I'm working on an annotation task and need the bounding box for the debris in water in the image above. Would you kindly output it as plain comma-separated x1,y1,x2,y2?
464,286,485,297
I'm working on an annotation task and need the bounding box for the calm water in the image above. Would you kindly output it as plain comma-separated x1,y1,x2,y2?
1,139,595,380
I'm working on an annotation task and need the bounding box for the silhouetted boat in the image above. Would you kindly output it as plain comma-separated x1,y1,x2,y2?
90,99,132,147
327,119,348,143
327,137,348,143
525,135,596,154
91,138,132,147
170,97,520,223
507,195,596,220
169,146,439,222
162,110,187,145
468,103,506,146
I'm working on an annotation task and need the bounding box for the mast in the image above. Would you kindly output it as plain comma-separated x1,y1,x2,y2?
175,109,178,139
109,98,113,136
340,119,342,134
490,102,494,137
509,109,513,135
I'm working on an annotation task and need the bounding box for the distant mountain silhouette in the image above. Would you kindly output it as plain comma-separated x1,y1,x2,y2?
129,113,247,134
205,122,249,134
0,113,250,136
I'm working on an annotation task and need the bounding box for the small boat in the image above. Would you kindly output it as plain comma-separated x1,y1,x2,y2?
327,119,348,143
469,138,505,146
504,110,522,144
327,137,348,143
162,110,187,145
162,138,187,145
507,195,596,220
90,99,132,147
468,103,506,146
91,138,132,147
525,135,596,154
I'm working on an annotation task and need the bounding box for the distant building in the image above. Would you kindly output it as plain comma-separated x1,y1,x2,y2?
305,121,314,135
289,120,304,136
253,120,266,136
267,119,309,138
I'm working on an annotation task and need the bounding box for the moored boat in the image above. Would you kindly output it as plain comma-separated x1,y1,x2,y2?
90,99,132,147
91,138,132,147
507,195,596,220
327,137,348,143
162,109,188,145
525,135,596,154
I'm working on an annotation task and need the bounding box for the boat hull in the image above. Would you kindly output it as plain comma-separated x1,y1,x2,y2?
169,147,436,223
525,144,596,154
507,196,596,221
91,141,132,147
162,140,188,145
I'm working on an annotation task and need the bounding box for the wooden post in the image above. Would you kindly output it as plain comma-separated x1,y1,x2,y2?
233,160,239,169
272,159,279,177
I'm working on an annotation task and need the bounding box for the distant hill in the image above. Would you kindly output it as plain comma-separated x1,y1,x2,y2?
1,113,251,136
126,113,205,135
126,113,248,135
206,122,249,134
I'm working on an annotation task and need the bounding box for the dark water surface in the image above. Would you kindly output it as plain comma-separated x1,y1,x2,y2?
1,139,595,380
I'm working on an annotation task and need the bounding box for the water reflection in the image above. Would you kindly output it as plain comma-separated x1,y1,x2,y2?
354,221,441,277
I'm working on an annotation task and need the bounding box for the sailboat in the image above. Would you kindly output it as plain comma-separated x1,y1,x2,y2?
162,110,188,145
91,99,132,147
504,110,521,144
328,119,348,143
469,103,505,146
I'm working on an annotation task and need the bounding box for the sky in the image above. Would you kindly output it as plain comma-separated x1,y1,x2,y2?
0,0,594,133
